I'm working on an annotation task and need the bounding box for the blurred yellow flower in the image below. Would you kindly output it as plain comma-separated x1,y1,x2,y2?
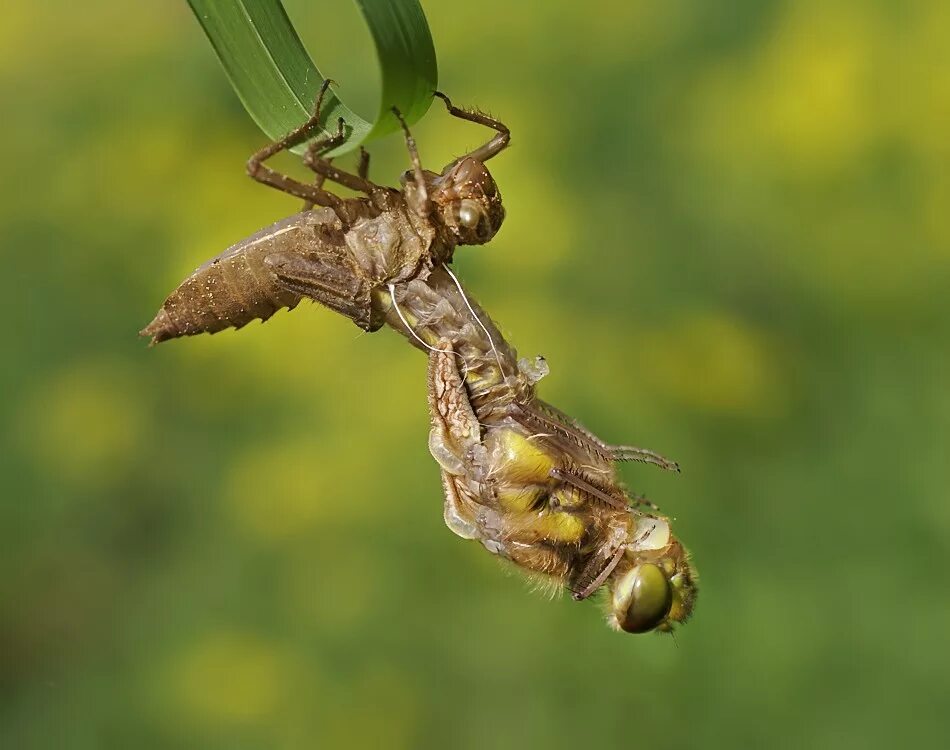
225,436,377,541
687,0,880,177
18,360,145,489
638,312,788,417
169,631,290,726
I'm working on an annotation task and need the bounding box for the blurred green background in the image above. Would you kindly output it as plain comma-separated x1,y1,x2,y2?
2,1,949,747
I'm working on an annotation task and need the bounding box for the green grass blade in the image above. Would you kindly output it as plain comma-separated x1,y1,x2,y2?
186,0,438,155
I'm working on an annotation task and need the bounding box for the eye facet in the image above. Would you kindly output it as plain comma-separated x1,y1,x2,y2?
612,563,673,633
457,200,481,230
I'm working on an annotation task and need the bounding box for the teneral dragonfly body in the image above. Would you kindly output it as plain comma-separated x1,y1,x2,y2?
142,85,697,633
385,263,695,632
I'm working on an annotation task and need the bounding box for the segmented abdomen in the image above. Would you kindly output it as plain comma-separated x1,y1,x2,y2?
385,265,526,419
141,209,338,344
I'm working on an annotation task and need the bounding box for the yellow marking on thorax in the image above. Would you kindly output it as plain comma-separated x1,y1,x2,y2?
486,429,556,485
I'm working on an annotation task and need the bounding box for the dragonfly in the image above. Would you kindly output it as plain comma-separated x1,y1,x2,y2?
142,82,697,634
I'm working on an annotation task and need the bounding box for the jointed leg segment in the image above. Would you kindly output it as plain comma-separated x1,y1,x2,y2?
304,137,377,195
301,159,329,212
391,106,430,217
433,91,510,163
357,147,370,181
606,444,679,473
246,79,348,211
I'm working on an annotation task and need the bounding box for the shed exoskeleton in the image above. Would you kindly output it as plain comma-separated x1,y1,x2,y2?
142,83,697,634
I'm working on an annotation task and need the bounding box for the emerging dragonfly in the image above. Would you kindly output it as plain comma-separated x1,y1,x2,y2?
143,83,697,633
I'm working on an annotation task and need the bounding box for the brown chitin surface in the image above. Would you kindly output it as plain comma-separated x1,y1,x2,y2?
140,89,696,630
141,194,440,345
379,264,526,419
382,261,695,631
141,211,332,343
142,194,694,628
376,263,637,597
421,333,634,598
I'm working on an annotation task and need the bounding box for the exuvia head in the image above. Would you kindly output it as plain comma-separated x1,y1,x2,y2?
404,156,505,246
608,516,697,634
405,91,511,246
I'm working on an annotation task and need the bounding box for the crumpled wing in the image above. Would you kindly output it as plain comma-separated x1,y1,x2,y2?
427,341,483,539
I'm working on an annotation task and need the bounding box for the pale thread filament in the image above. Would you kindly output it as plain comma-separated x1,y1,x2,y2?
388,283,468,378
442,264,507,382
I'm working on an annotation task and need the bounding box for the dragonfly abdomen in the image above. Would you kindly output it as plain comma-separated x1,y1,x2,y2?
383,264,525,417
142,210,349,344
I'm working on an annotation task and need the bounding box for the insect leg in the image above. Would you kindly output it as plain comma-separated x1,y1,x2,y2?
526,400,680,473
550,467,629,510
245,79,346,211
301,138,373,210
263,250,383,332
571,540,627,601
608,445,680,473
303,140,378,195
358,147,370,180
629,492,662,513
433,91,510,163
391,107,431,217
301,159,329,212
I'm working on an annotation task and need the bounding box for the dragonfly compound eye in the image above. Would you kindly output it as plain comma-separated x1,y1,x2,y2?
612,563,673,633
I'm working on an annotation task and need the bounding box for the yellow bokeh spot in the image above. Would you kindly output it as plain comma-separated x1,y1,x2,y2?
0,2,176,75
225,436,374,541
757,3,876,168
18,360,145,488
638,312,787,417
882,1,950,160
686,0,880,176
170,632,289,726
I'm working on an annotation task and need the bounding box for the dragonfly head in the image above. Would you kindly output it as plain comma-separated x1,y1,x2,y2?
425,156,506,246
608,516,697,634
